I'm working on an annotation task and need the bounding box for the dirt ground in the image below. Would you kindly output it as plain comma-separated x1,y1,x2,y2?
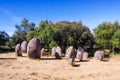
0,52,120,80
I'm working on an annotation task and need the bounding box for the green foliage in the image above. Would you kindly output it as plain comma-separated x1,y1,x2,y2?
94,22,119,50
49,41,57,48
12,18,35,45
112,30,120,48
27,20,94,53
0,30,9,46
61,53,65,57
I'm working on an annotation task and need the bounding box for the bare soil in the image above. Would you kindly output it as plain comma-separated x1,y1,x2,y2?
0,52,120,80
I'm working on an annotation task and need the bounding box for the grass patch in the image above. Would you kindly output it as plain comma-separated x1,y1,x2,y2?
112,53,120,57
61,53,65,57
104,52,111,58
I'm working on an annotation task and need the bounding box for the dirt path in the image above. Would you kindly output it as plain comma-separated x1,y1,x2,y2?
0,52,120,80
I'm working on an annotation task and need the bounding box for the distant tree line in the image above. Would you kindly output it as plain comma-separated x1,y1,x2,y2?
0,18,120,54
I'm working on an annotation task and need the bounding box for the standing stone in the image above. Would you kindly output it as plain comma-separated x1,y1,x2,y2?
55,46,62,59
15,43,22,56
76,47,84,61
41,48,45,56
83,52,88,59
51,47,56,56
56,46,62,56
65,46,73,59
21,41,27,53
27,38,42,59
94,50,104,61
66,46,76,65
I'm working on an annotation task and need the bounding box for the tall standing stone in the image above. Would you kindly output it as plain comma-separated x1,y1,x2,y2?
15,43,22,56
56,46,62,56
66,46,76,65
76,47,84,61
21,41,27,53
83,52,88,59
27,38,42,59
51,47,56,56
55,46,62,59
65,46,73,59
41,48,45,56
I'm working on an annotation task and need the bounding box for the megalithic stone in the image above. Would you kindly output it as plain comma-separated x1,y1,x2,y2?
27,38,42,59
94,51,104,61
76,47,84,61
21,41,27,53
51,47,56,56
15,43,22,56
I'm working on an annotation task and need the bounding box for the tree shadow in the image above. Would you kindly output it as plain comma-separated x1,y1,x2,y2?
102,59,109,62
81,60,90,62
75,60,90,62
41,58,62,60
72,64,80,67
0,58,17,60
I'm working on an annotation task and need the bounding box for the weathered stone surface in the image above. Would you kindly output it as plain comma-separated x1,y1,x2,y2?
15,43,22,56
83,52,88,59
76,47,84,61
27,38,42,59
41,48,45,56
94,51,104,61
55,46,62,59
21,41,27,53
65,46,73,59
56,46,62,56
66,46,76,65
51,47,56,56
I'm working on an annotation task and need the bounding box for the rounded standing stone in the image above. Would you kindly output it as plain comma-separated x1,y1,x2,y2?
21,41,27,53
66,46,76,65
56,46,62,56
41,48,45,56
65,46,73,59
76,47,84,61
94,50,104,61
51,47,56,56
83,52,88,59
27,38,42,59
15,43,22,56
55,46,62,59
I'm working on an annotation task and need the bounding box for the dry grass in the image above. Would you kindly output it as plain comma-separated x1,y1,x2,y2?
0,52,120,80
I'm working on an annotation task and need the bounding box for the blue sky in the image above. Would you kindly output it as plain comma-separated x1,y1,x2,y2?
0,0,120,36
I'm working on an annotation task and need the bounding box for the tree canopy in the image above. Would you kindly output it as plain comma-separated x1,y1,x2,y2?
0,30,9,46
12,18,35,45
94,21,120,52
27,20,95,53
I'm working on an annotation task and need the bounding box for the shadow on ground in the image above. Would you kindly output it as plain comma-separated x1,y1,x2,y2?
41,57,62,60
75,60,90,62
0,58,17,60
72,64,80,67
